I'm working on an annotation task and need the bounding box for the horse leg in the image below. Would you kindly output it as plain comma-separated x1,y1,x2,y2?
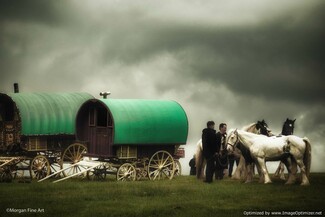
232,155,245,180
201,160,206,180
296,158,310,186
256,157,272,184
274,162,281,177
279,162,286,180
196,146,204,179
254,161,264,183
255,162,263,182
285,157,297,185
245,163,253,183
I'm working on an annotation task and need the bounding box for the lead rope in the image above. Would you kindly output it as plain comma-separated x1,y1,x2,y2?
217,135,228,167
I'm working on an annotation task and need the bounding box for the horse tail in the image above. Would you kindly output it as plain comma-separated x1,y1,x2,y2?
195,140,204,179
303,137,312,179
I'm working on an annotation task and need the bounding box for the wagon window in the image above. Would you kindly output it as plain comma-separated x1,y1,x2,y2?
0,98,15,121
97,107,108,127
89,108,95,126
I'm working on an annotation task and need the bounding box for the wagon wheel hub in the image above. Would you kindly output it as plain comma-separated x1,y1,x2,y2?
30,155,51,180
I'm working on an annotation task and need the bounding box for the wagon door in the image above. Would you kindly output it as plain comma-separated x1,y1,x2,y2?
88,105,113,156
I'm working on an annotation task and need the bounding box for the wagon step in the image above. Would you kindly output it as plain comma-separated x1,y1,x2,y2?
38,160,102,183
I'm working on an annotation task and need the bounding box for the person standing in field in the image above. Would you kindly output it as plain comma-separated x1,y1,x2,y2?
189,155,196,176
215,123,228,180
202,121,218,183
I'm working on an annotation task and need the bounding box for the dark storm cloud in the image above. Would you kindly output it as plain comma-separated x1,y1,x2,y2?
0,0,74,25
60,1,324,105
96,4,325,104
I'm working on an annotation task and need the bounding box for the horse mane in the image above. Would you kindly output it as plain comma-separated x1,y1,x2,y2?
241,123,256,132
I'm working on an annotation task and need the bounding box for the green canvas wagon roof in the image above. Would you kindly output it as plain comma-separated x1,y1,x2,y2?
100,99,188,145
5,92,93,135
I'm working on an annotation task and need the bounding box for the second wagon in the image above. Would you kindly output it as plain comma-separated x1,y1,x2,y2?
73,98,188,181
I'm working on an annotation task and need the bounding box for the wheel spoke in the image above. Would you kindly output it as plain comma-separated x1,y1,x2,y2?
148,151,175,180
160,153,165,165
77,145,80,158
162,156,170,166
68,148,74,158
61,144,87,177
163,162,173,168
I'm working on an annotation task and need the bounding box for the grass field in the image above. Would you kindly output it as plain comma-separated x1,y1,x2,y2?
0,174,324,217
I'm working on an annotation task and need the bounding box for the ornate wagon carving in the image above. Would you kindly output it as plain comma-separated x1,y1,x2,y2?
0,92,93,182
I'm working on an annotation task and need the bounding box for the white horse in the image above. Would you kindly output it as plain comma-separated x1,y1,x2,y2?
226,129,311,185
195,122,266,180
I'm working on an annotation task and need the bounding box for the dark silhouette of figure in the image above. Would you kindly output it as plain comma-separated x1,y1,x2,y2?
202,121,218,183
189,155,196,176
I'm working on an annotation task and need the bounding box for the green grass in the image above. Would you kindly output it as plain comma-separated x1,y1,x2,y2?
0,174,324,217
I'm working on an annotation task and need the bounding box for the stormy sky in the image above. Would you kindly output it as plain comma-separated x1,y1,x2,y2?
1,0,324,173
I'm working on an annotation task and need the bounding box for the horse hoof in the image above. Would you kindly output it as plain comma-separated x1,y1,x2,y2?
300,182,310,186
285,182,293,185
264,181,272,184
280,176,286,180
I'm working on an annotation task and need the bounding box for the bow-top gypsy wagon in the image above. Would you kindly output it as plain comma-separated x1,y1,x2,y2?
73,98,188,181
0,87,188,182
0,91,93,181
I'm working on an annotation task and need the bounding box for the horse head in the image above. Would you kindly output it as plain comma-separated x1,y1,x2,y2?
256,120,273,136
226,129,239,152
282,118,295,135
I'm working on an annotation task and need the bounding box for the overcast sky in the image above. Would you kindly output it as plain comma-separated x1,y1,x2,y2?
1,0,324,174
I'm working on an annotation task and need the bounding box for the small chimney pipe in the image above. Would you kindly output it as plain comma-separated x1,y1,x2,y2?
100,91,111,99
14,83,19,93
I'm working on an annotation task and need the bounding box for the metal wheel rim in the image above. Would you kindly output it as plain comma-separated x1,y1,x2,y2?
0,166,13,182
60,143,87,177
87,164,107,181
148,151,175,180
30,155,51,180
117,163,136,181
174,160,182,176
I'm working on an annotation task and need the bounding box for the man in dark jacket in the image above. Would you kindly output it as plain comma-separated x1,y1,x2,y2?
189,155,196,176
202,121,218,183
215,123,228,180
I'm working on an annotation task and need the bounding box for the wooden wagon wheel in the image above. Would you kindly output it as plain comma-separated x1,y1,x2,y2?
48,151,62,178
174,160,182,176
116,163,136,181
60,143,87,177
148,151,175,180
13,160,29,179
87,164,107,181
30,155,51,180
0,166,13,182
